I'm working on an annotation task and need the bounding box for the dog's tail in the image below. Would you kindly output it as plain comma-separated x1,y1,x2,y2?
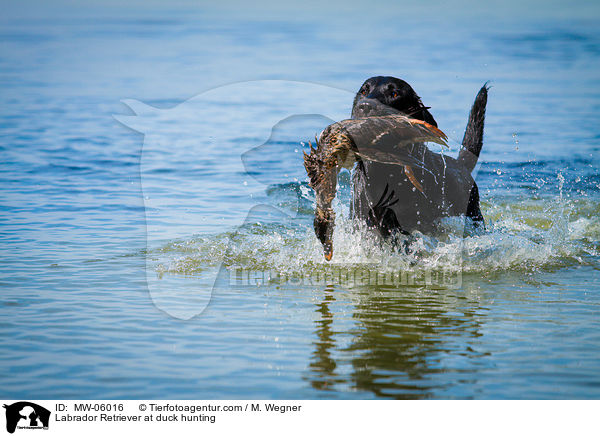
458,83,489,173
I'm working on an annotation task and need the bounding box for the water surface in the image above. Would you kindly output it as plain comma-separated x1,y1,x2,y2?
1,1,599,399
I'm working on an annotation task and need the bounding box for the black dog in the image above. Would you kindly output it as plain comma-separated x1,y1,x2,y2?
350,76,488,237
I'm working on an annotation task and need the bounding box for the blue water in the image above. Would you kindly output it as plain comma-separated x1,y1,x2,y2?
1,1,599,399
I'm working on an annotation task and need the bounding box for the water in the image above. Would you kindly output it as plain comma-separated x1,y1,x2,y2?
1,1,599,399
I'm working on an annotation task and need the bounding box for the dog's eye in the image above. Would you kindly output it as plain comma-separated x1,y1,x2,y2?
361,88,368,96
392,91,398,99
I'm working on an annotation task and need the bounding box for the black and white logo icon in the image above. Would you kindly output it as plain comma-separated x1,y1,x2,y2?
3,402,50,434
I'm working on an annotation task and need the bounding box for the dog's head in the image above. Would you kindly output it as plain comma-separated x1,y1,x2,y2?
352,76,437,127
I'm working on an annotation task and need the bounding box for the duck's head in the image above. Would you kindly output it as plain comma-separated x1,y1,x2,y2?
313,207,335,261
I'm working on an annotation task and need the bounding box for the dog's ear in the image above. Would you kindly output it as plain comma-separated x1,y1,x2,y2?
411,94,438,127
421,107,438,127
403,103,438,128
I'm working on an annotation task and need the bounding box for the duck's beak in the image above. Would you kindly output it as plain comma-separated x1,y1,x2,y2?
314,212,335,262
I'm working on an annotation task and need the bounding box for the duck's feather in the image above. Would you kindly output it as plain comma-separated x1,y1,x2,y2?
304,114,447,260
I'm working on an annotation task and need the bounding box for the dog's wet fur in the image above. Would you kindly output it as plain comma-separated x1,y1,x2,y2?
350,76,488,237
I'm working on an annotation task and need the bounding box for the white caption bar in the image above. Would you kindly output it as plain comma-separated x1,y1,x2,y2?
0,400,597,435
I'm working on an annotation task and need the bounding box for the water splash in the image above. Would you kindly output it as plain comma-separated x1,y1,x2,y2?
151,173,600,286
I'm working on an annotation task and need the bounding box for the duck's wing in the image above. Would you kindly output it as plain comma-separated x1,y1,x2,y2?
305,114,447,181
305,115,448,180
337,115,447,169
334,115,447,194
